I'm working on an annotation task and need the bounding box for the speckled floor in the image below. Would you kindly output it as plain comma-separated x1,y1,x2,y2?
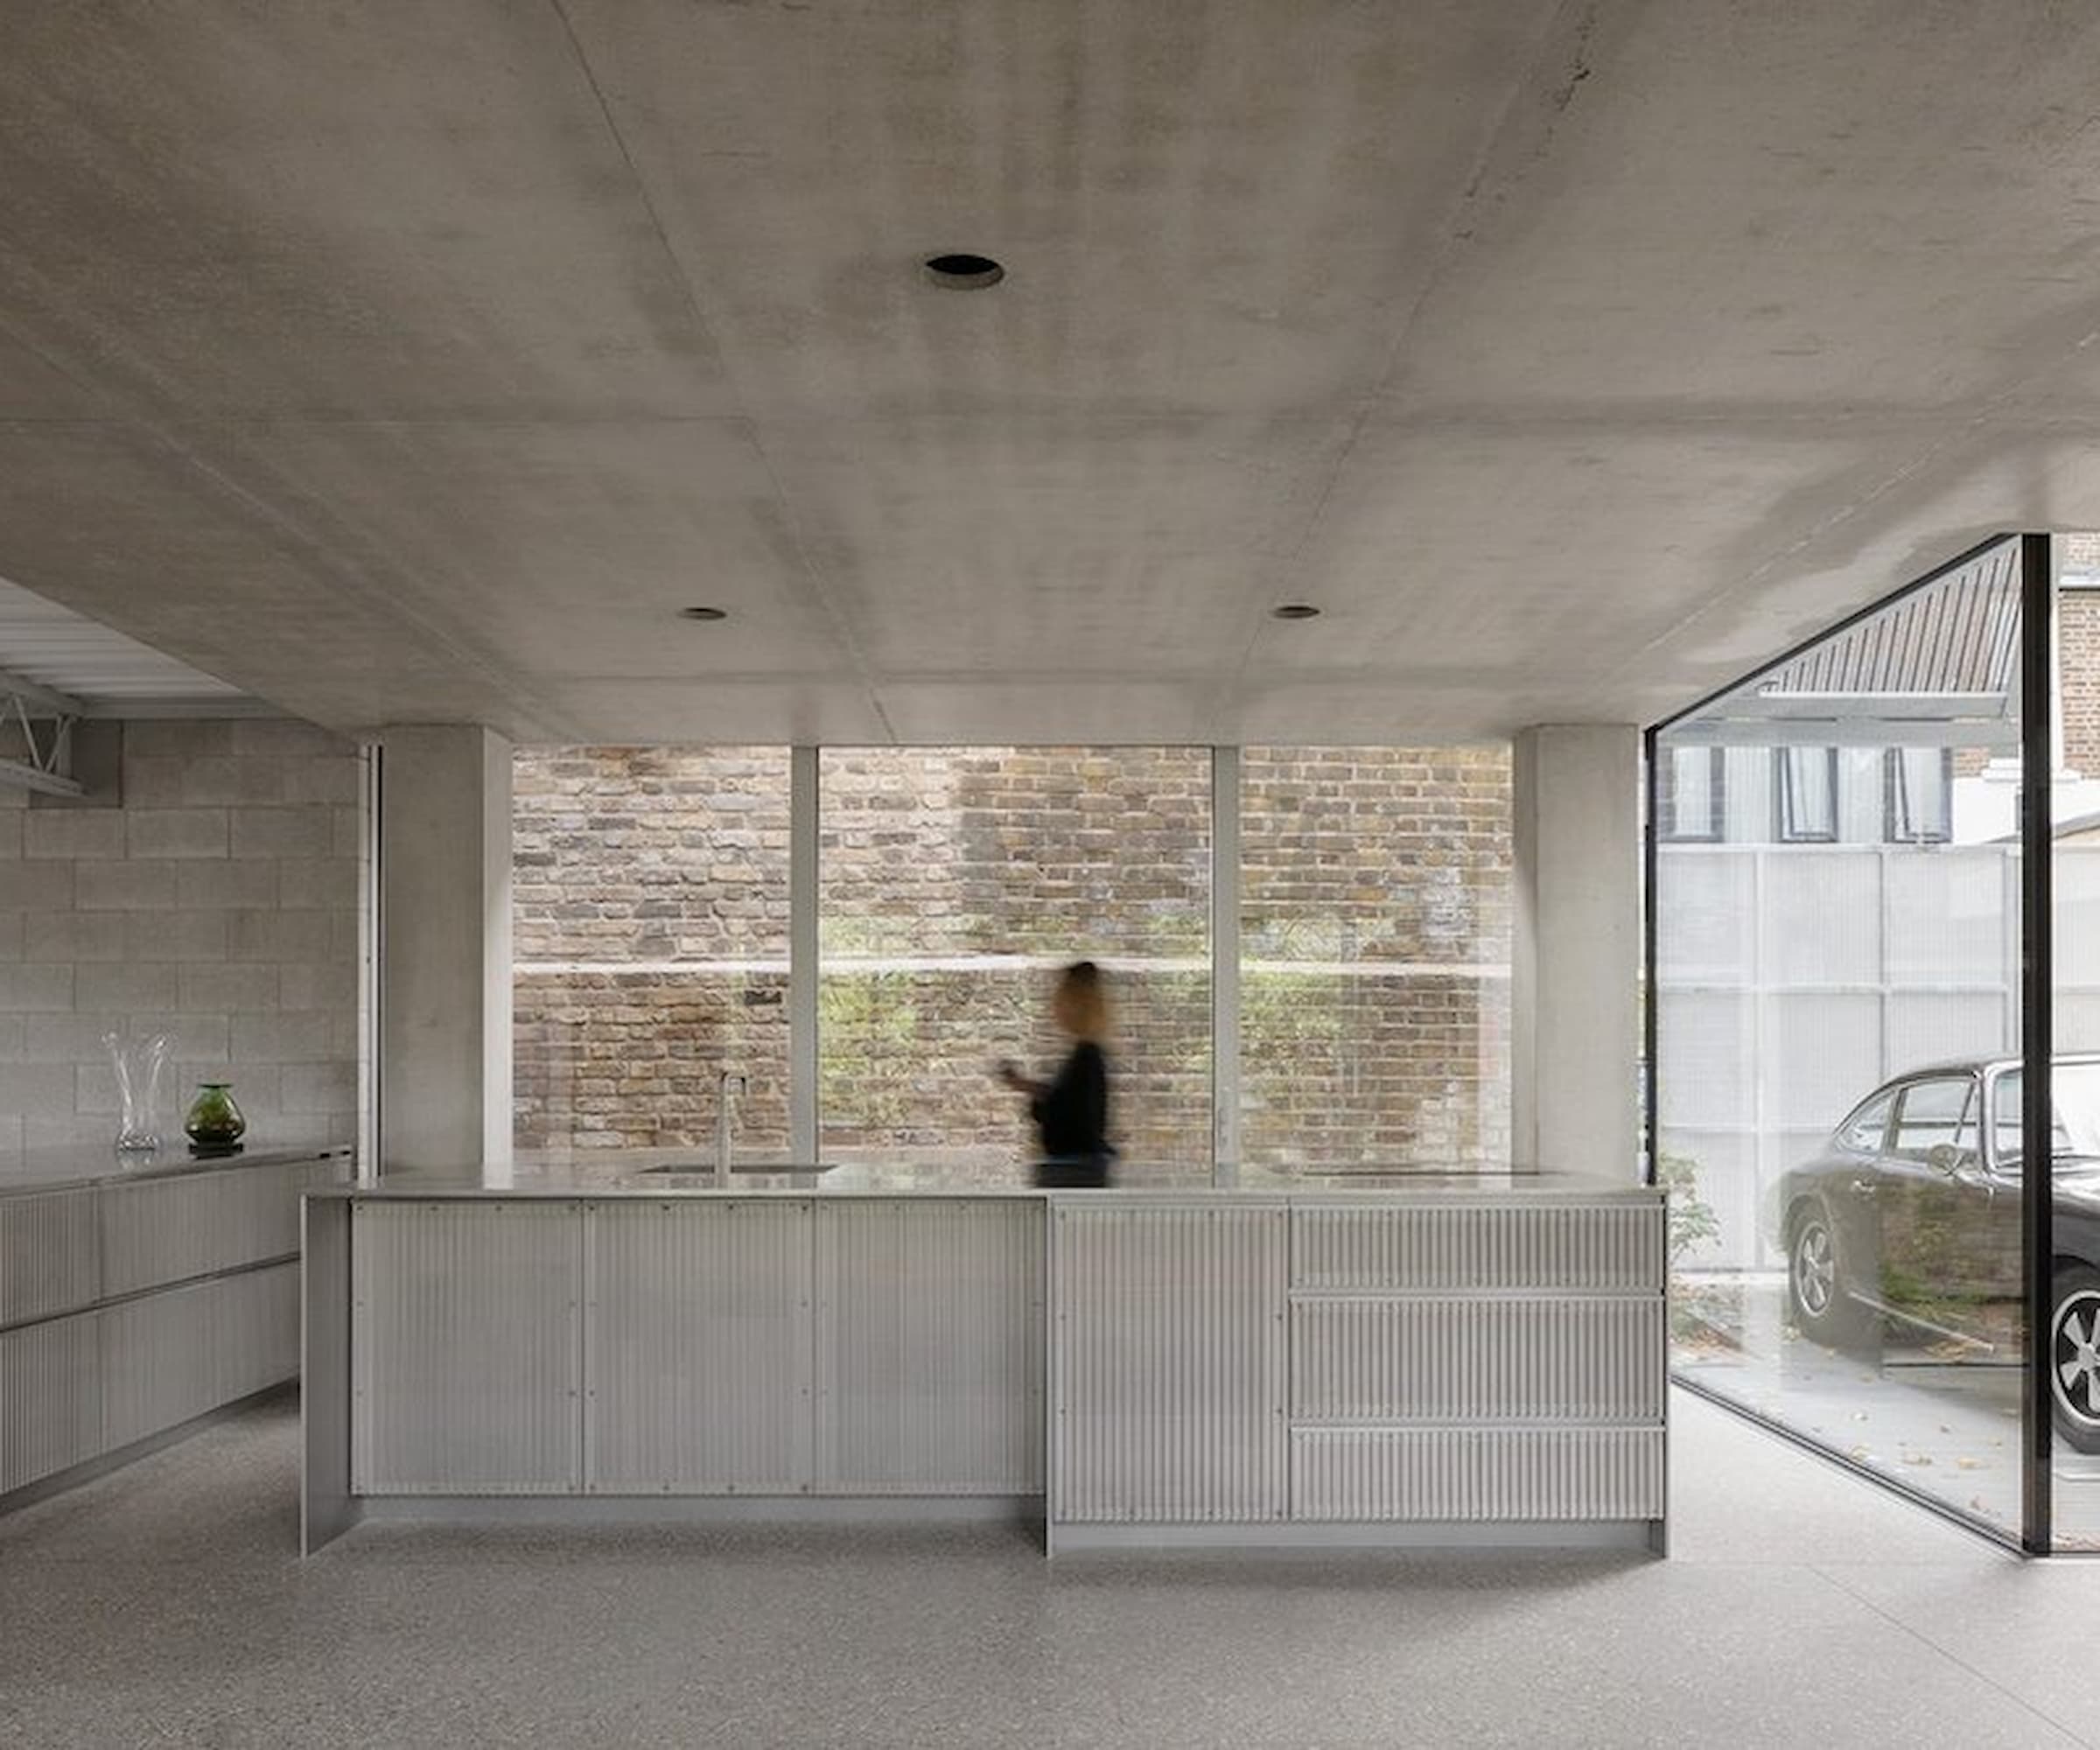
3,1389,2094,1748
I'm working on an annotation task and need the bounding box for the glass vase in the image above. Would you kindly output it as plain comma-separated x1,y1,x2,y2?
184,1082,247,1154
104,1031,171,1156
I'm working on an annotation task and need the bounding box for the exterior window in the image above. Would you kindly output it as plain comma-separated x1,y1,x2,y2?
1239,747,1511,1172
1886,747,1953,844
1775,746,1838,842
1660,746,1725,842
818,747,1212,1180
511,747,792,1157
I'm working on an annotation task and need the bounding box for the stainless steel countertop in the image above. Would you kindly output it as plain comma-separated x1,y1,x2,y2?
327,1155,1660,1203
0,1141,352,1198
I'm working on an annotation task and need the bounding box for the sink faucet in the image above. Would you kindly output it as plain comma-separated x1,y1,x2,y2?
716,1071,746,1186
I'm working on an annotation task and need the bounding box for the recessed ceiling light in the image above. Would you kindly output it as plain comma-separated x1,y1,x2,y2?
923,252,1004,290
679,606,728,622
1270,604,1321,620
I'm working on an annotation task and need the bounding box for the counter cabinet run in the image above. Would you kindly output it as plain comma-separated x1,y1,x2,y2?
304,1180,1666,1557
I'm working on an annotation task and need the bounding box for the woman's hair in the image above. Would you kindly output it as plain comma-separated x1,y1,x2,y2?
1056,960,1109,1041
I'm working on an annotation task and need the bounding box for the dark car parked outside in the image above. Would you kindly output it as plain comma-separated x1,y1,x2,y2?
1768,1054,2100,1452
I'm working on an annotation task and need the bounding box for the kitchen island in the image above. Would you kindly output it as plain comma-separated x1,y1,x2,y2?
305,1166,1667,1557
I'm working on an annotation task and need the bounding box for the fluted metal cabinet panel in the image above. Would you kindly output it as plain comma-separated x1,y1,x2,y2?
815,1200,1043,1494
0,1189,98,1327
1053,1203,1287,1523
353,1202,582,1494
1292,1427,1666,1521
215,1262,301,1403
584,1201,813,1494
102,1280,218,1450
1292,1203,1664,1293
1292,1297,1666,1424
101,1162,304,1296
0,1312,100,1491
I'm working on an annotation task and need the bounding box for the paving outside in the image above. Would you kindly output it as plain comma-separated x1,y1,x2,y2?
1675,1271,2100,1549
6,1386,2100,1746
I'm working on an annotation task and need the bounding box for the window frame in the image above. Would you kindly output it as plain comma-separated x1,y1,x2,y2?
1774,745,1840,844
1884,746,1955,844
1660,745,1726,843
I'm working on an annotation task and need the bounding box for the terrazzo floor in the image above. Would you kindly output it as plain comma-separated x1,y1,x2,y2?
4,1387,2096,1747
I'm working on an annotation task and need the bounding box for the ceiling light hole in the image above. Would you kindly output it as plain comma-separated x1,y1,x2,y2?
679,606,729,622
923,253,1004,290
1270,604,1322,621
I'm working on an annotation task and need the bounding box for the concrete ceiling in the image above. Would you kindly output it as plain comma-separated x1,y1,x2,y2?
4,2,2100,746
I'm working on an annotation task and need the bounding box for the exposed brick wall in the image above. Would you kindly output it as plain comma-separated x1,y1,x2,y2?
1242,746,1511,1166
511,746,1513,1171
0,719,360,1172
511,748,788,1152
2063,591,2100,777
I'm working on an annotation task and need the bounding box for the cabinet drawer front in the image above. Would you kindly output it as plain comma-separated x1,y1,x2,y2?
0,1312,101,1492
101,1163,303,1296
0,1189,97,1326
1292,1296,1664,1424
1292,1427,1665,1522
1292,1203,1663,1293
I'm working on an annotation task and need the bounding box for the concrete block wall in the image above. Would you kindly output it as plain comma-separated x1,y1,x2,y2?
0,719,360,1170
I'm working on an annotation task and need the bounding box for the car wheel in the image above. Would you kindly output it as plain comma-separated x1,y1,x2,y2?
1788,1207,1866,1347
2051,1267,2100,1456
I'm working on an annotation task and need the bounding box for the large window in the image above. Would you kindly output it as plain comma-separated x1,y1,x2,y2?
1656,536,2026,1545
512,747,790,1156
1240,747,1511,1170
512,743,1516,1185
818,748,1211,1181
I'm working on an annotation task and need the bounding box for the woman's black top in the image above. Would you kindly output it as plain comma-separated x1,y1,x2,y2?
1032,1040,1110,1162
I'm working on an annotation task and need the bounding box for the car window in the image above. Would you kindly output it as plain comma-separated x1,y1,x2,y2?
1837,1091,1895,1152
1991,1068,2082,1169
1889,1077,1975,1162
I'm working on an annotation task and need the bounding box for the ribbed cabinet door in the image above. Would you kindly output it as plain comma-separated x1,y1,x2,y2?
815,1200,1044,1494
1052,1202,1287,1523
352,1202,583,1494
584,1201,813,1494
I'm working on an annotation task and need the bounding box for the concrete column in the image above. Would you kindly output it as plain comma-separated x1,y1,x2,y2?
376,725,512,1175
1511,724,1641,1180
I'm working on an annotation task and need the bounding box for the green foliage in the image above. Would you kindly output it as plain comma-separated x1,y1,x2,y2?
1655,1149,1719,1267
